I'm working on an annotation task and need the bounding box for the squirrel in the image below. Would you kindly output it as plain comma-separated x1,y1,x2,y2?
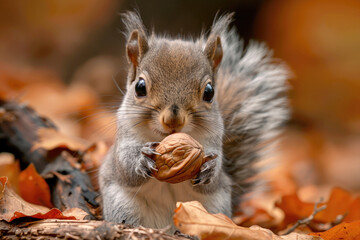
99,11,289,232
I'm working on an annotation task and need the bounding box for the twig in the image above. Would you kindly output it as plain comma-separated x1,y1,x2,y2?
282,198,327,235
308,211,348,232
332,212,347,225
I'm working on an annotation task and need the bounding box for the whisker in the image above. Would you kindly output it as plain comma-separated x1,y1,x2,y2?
58,107,117,119
86,120,119,140
97,94,123,99
112,71,126,96
189,111,232,142
122,103,159,113
190,121,222,141
117,112,154,116
73,110,117,123
123,119,150,134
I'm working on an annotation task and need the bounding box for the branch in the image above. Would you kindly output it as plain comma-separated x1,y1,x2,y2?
0,219,190,240
282,198,327,235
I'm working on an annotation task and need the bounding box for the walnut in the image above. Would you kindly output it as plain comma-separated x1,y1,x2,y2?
151,133,210,184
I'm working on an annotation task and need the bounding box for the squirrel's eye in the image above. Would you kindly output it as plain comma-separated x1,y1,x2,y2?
135,78,147,97
203,83,214,102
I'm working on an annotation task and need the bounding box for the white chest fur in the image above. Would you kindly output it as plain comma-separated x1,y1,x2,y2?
108,177,229,232
131,179,204,230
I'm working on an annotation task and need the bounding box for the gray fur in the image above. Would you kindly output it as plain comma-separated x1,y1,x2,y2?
217,26,289,209
121,11,148,40
99,11,289,231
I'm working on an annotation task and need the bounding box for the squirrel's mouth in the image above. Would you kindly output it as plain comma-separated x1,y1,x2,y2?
153,129,177,137
153,129,170,137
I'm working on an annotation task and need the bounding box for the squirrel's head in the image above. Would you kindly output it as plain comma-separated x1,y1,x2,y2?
120,12,232,141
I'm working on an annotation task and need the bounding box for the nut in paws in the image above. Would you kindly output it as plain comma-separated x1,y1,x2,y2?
149,133,215,184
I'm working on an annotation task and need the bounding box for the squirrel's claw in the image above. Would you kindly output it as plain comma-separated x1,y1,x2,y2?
141,142,161,158
203,153,218,162
136,155,156,178
191,155,217,186
136,142,160,178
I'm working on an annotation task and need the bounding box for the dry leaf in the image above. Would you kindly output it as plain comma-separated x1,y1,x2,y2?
276,193,319,228
62,208,89,220
32,128,90,152
0,152,20,193
10,208,76,222
276,187,360,228
314,187,354,222
19,163,53,208
234,206,276,229
173,201,320,240
151,133,208,184
0,176,76,222
233,191,284,231
310,221,360,239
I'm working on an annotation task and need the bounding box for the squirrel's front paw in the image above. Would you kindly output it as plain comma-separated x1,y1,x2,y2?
137,142,160,178
191,153,217,186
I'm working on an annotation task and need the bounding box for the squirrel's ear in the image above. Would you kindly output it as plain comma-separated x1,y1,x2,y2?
204,13,233,70
126,30,149,67
204,35,223,70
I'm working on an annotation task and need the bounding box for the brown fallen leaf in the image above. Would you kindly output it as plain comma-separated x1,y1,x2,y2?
32,128,90,153
277,187,360,229
0,152,20,193
309,221,360,240
0,176,84,222
232,190,284,231
10,208,76,222
173,201,320,240
62,208,89,220
314,187,354,222
234,206,276,229
276,192,319,228
19,163,53,208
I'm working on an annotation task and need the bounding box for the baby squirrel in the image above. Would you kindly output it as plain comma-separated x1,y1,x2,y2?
100,12,289,231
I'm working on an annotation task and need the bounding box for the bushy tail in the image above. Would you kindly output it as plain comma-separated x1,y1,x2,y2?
214,18,289,210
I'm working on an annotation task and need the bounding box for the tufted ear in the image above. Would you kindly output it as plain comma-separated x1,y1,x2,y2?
126,29,148,67
204,35,223,70
122,11,149,68
204,13,234,70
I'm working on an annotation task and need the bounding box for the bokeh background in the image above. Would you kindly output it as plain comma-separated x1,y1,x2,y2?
1,0,360,202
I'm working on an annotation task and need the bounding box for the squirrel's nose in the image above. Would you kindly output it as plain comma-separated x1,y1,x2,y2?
160,105,186,132
162,115,185,131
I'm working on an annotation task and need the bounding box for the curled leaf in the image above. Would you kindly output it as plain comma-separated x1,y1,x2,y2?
173,201,320,240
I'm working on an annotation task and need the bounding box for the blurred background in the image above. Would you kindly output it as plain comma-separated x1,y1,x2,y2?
0,0,360,201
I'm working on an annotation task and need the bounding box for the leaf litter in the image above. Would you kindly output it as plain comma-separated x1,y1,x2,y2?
0,63,360,239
